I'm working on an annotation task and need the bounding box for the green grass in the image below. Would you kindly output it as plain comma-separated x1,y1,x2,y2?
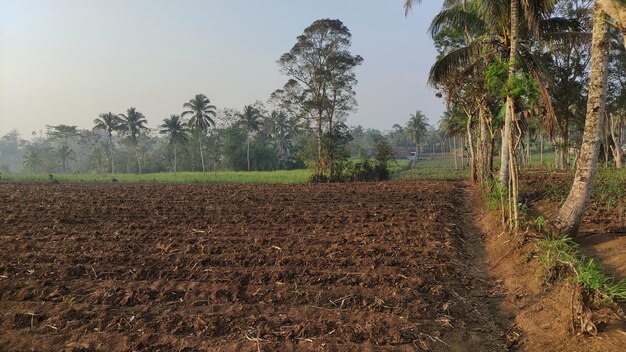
392,158,469,181
530,151,556,167
538,237,626,302
1,169,312,184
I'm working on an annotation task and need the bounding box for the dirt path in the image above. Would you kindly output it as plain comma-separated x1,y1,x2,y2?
0,181,511,351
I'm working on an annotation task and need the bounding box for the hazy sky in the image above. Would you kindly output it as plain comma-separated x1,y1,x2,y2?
0,0,445,138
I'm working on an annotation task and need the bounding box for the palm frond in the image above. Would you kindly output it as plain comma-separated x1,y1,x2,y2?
429,3,486,38
404,0,422,16
539,17,582,34
428,40,483,84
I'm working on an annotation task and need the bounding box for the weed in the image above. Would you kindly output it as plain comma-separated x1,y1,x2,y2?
538,237,626,302
534,216,547,232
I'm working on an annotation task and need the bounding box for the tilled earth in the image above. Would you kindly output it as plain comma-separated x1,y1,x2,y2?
0,182,507,351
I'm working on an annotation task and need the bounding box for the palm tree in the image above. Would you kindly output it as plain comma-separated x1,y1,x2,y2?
22,148,43,173
159,115,189,174
238,105,262,171
439,108,467,170
93,112,123,174
425,0,571,226
271,110,299,161
406,110,430,162
56,144,75,173
119,107,148,173
552,2,612,236
182,94,217,172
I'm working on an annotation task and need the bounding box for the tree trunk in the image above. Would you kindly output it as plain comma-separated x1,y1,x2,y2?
453,137,458,170
316,116,323,176
466,115,478,184
552,4,610,236
526,131,531,166
415,137,419,161
199,136,205,172
246,133,251,171
461,136,465,169
174,142,178,174
489,134,495,177
610,112,624,168
131,139,142,174
500,0,519,188
108,133,115,174
478,102,489,184
603,114,611,166
556,125,569,170
539,133,543,166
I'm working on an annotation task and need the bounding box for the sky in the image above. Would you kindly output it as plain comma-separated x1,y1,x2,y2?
0,0,445,138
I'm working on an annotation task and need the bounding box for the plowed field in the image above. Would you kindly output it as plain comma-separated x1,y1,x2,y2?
0,182,507,351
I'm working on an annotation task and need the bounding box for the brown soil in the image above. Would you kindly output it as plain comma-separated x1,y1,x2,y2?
0,181,509,352
468,187,626,352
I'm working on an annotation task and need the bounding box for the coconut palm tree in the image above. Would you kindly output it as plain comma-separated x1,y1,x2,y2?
56,144,75,173
238,105,262,171
93,112,123,174
552,2,612,235
182,94,216,172
119,107,148,173
159,115,189,174
406,110,430,162
439,107,467,170
22,148,43,173
271,110,299,161
426,0,576,226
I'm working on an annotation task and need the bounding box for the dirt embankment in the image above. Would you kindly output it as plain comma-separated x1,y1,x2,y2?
1,182,509,351
520,171,626,281
466,184,626,352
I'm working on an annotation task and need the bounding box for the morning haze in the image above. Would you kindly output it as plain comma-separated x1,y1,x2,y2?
0,0,444,137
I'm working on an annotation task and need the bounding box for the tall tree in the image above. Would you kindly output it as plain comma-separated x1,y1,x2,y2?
182,94,217,172
439,107,467,170
270,110,301,162
22,148,43,173
406,110,430,162
237,105,262,171
93,112,123,173
274,19,363,177
46,124,79,173
552,2,611,235
159,115,189,174
119,107,148,173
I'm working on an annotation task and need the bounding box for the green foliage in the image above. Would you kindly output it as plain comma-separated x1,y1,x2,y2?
484,58,540,104
325,122,354,182
592,168,626,212
372,135,394,181
538,237,626,301
484,181,506,211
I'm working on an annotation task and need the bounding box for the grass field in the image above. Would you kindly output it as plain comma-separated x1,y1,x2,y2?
0,169,312,184
2,152,613,184
393,158,470,180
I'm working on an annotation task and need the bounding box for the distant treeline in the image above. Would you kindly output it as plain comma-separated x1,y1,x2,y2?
0,103,440,175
